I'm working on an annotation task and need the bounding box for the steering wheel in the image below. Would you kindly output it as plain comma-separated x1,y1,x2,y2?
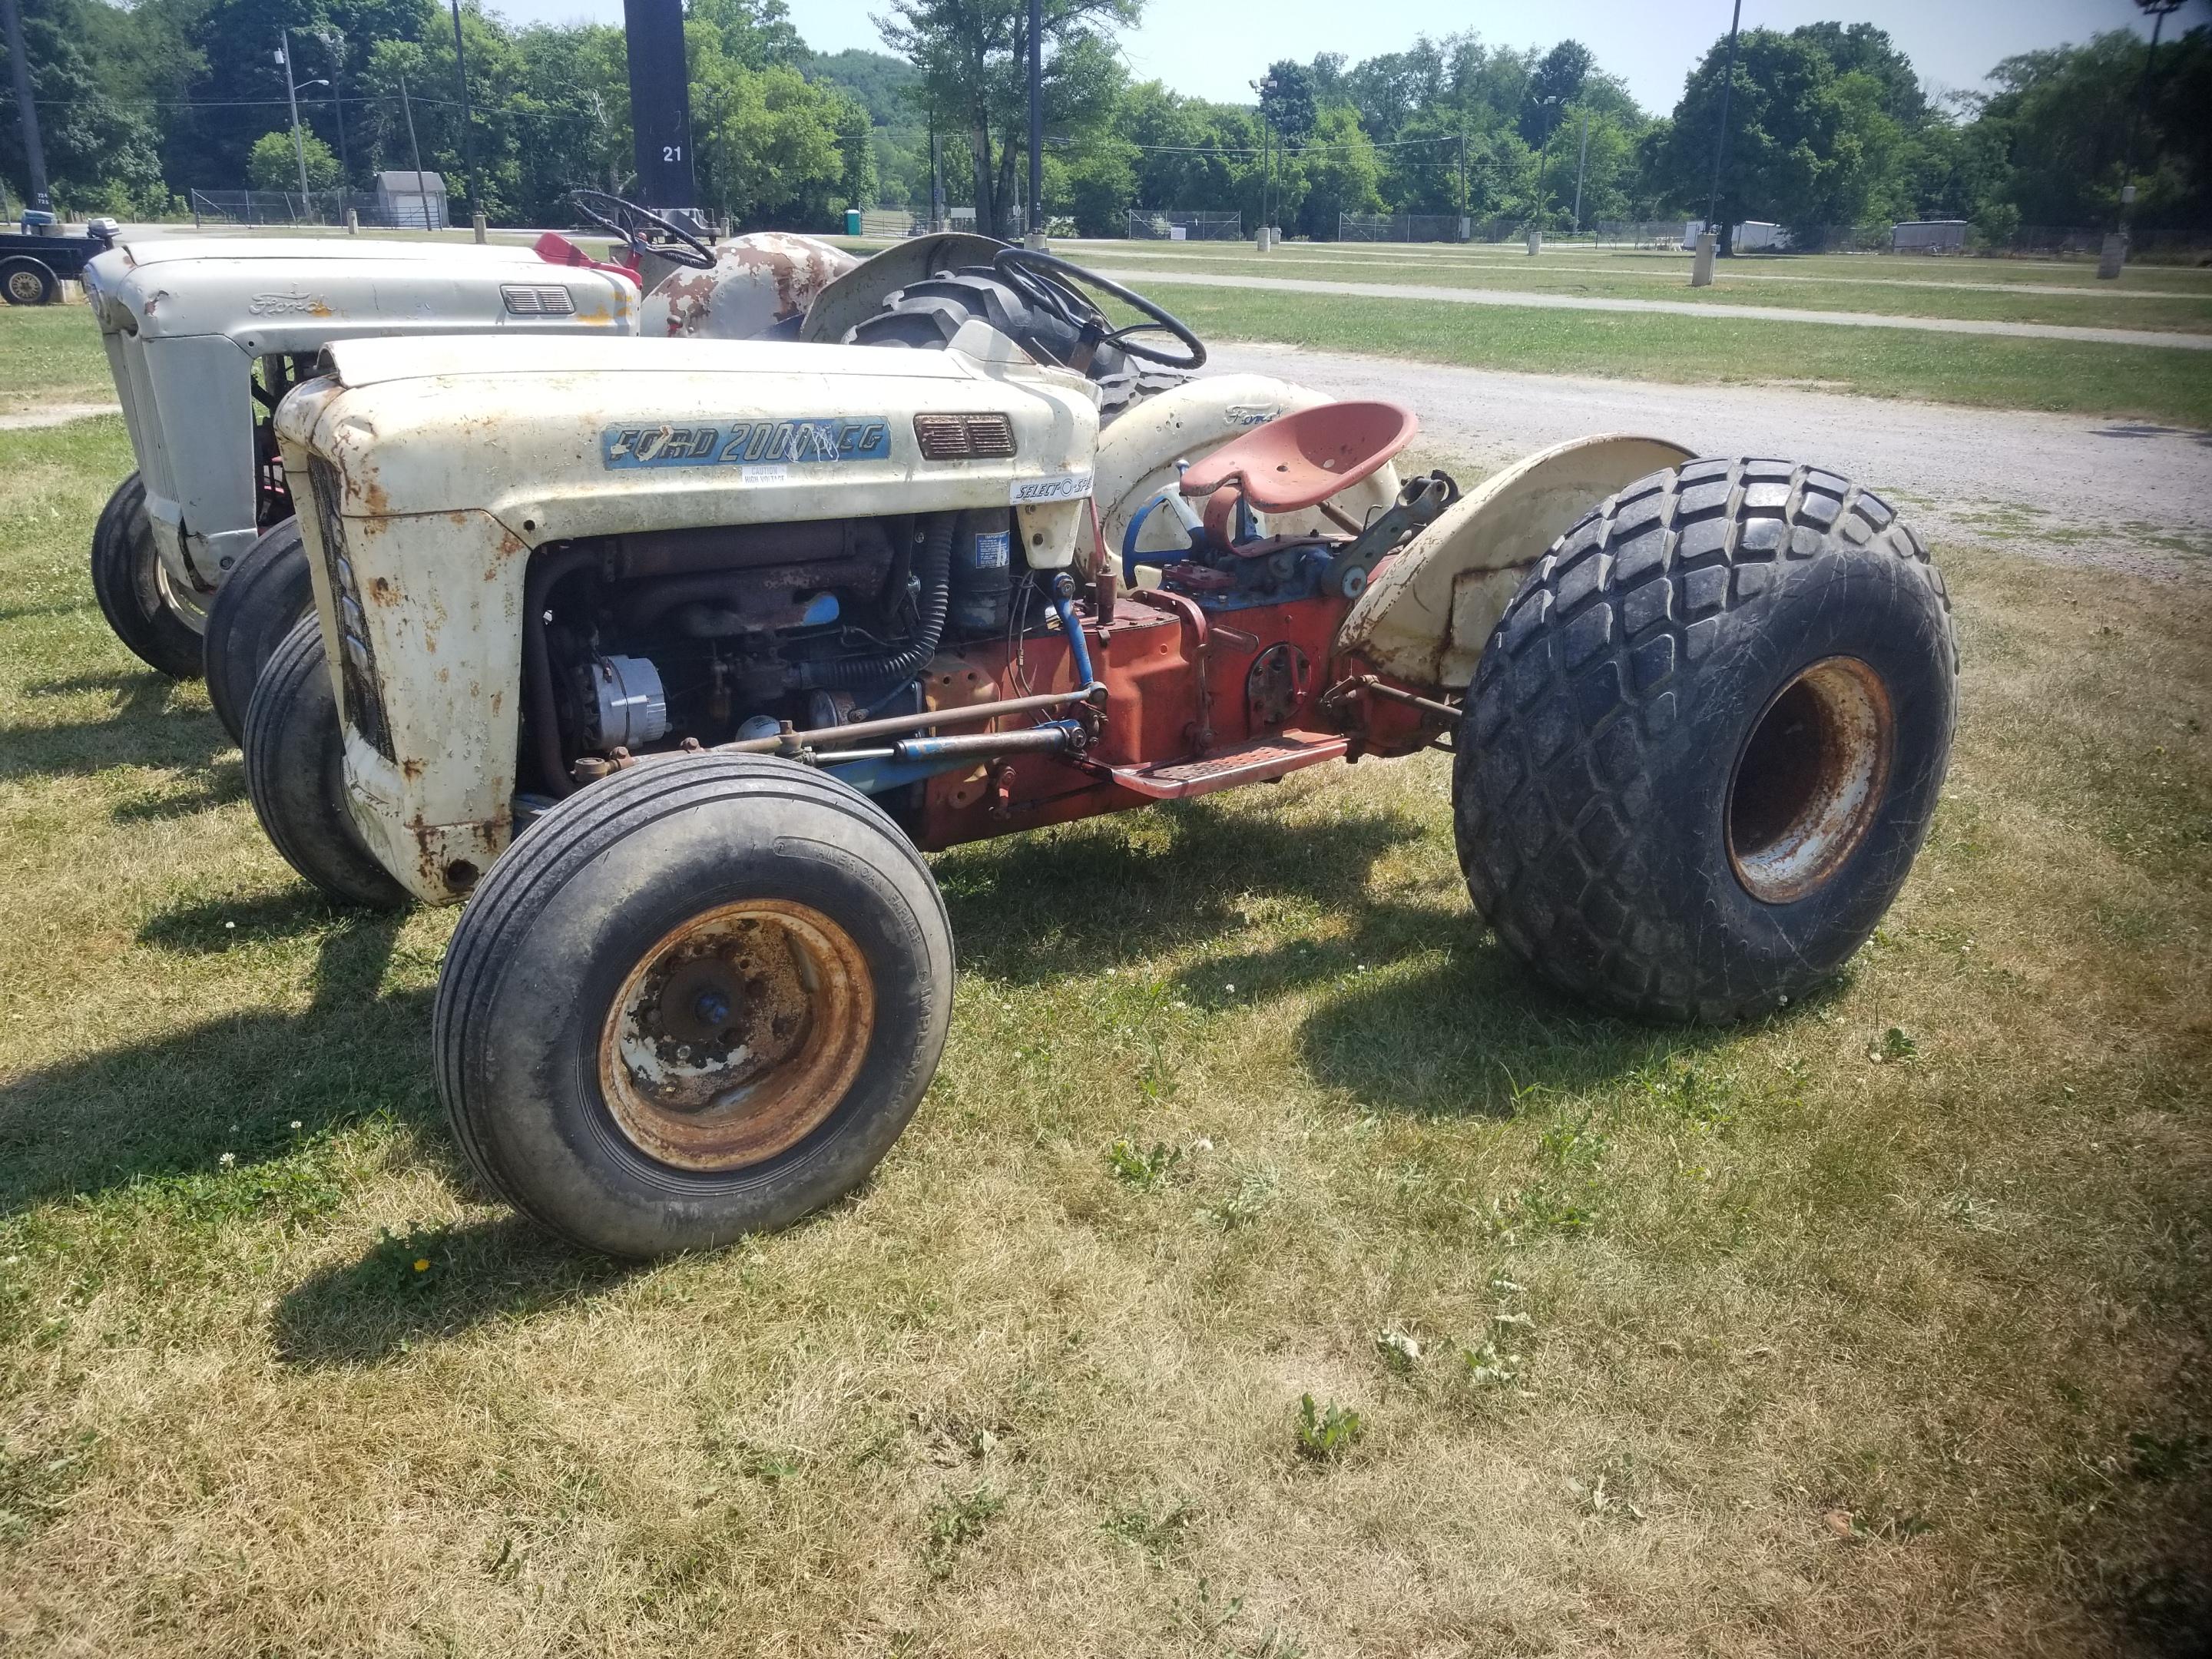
991,247,1206,371
568,189,715,271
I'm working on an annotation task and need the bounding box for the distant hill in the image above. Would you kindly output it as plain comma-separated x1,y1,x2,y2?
806,49,922,131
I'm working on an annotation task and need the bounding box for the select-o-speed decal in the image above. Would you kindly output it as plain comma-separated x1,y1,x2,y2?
602,418,892,470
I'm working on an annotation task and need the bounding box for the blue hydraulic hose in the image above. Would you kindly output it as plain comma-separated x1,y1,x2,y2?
1052,591,1096,688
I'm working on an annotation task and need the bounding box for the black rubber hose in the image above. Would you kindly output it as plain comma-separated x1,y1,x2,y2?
521,548,598,797
790,513,955,690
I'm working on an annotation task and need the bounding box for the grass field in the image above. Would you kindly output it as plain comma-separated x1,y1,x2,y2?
0,306,114,419
1124,284,2212,429
2,414,2207,1654
1086,246,2212,333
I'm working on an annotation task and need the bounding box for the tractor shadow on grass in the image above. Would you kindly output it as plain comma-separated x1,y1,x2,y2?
0,894,444,1224
938,796,1432,983
0,671,230,784
270,1214,640,1369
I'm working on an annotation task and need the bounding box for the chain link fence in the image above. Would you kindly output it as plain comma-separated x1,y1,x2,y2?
1592,221,1690,249
190,188,449,230
1125,210,1243,241
1339,213,1469,243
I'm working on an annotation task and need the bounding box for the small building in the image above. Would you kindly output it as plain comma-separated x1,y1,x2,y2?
1681,219,1787,251
374,171,449,231
1892,220,1968,254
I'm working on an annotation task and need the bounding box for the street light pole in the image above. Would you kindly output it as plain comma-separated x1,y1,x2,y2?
279,31,312,207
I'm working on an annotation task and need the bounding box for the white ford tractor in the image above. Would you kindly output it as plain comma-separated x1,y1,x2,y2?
260,247,1959,1259
78,194,1213,740
78,194,874,736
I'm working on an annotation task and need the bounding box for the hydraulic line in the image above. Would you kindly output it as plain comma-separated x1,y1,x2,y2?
521,546,600,797
790,513,955,690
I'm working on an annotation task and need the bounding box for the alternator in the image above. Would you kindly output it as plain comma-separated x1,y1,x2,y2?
583,654,669,749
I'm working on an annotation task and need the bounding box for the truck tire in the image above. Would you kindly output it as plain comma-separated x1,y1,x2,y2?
1453,457,1956,1022
89,472,203,677
2,257,58,306
242,615,409,910
204,518,313,744
433,753,955,1257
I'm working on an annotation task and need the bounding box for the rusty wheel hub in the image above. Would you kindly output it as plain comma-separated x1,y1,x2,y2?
1727,655,1895,905
599,900,873,1171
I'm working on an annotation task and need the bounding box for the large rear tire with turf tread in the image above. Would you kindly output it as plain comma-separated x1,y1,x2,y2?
243,615,409,910
204,517,312,744
1453,456,1956,1023
433,753,955,1258
89,472,203,678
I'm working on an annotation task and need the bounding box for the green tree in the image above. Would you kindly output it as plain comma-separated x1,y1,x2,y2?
247,126,339,189
0,0,167,211
877,0,1137,237
1649,26,1906,245
1294,104,1380,237
1973,28,2212,233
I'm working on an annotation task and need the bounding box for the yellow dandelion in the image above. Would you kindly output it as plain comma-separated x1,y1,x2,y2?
413,1258,431,1273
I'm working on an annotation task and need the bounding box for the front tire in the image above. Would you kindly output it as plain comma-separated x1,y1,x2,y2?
242,616,409,910
433,754,955,1258
89,472,203,678
204,518,313,744
1454,457,1956,1022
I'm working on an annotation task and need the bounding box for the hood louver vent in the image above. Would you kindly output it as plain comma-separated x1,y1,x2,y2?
502,283,578,316
914,412,1017,461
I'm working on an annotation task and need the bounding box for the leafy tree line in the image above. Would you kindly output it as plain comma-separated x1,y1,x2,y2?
2,0,2207,244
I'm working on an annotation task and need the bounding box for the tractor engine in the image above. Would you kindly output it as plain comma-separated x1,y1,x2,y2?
521,507,1028,801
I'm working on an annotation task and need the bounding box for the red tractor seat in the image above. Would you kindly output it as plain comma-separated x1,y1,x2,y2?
1179,400,1419,514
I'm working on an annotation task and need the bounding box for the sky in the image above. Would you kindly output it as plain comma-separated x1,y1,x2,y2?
488,0,2208,115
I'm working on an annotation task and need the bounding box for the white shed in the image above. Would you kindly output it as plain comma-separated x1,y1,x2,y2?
374,171,449,231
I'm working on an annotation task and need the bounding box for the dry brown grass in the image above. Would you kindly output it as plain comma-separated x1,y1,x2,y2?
1,419,2207,1656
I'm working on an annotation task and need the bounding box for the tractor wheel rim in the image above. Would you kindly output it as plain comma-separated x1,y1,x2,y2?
598,899,873,1171
1726,654,1894,906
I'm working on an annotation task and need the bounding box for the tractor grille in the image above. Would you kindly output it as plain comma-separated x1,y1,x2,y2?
913,412,1017,461
502,283,578,316
309,457,396,762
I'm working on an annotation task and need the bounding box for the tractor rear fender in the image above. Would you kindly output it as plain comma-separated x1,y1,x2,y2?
1094,374,1400,561
800,233,1008,345
1334,433,1694,697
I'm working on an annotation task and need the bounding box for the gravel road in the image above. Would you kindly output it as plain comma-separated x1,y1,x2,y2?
1208,341,2212,578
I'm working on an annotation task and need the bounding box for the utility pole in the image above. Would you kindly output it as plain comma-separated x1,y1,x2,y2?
928,104,943,232
399,71,431,228
1459,129,1469,240
1571,104,1590,233
1704,0,1743,257
449,0,482,230
0,0,49,211
1025,0,1042,244
276,33,312,206
317,30,349,197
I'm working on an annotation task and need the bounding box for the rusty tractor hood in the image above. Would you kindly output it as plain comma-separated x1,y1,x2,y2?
278,334,1104,545
81,237,638,348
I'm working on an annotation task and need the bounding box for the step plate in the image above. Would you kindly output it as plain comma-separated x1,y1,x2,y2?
1108,730,1348,801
